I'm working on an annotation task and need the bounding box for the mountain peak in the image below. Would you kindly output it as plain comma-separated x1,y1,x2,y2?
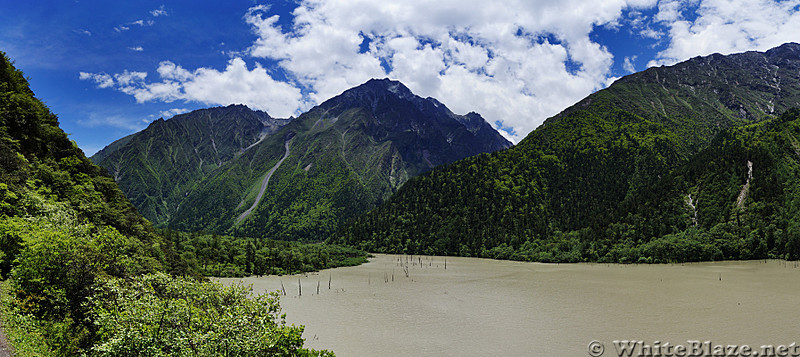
346,78,415,101
765,42,800,59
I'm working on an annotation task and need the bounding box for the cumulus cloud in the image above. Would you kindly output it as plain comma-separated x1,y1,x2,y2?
240,0,664,142
129,46,144,52
80,58,304,118
83,0,798,142
79,72,115,88
648,0,800,67
87,1,667,142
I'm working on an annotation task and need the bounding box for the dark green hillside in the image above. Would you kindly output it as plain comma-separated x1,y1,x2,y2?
0,53,182,278
679,108,800,259
92,105,290,226
549,42,800,154
333,101,686,258
333,43,800,262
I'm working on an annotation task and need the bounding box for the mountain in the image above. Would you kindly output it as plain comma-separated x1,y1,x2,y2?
93,78,511,239
332,43,800,262
91,105,290,225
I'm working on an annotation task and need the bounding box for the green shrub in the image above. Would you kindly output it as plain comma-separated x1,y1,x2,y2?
90,273,333,356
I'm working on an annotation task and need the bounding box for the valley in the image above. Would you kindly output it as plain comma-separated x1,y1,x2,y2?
3,21,800,354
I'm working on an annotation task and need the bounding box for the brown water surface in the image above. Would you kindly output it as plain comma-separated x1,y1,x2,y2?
218,255,800,356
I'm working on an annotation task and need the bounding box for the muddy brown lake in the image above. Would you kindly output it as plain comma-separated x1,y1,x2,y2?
218,255,800,356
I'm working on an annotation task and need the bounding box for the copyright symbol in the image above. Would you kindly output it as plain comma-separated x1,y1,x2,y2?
588,340,604,356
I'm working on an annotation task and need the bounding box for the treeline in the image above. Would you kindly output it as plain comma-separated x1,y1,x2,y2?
333,106,800,264
0,52,328,355
163,229,369,277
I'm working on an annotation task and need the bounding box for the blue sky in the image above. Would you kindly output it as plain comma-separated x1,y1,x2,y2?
1,1,798,155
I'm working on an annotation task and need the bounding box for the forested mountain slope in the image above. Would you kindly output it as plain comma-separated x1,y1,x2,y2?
96,79,511,240
92,105,290,225
332,43,800,262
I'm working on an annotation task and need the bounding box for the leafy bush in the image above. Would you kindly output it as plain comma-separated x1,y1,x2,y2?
90,273,332,356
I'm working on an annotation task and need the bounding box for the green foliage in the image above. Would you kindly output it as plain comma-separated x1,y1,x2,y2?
333,44,800,264
0,52,182,352
163,229,369,277
90,273,332,356
0,52,329,356
0,188,165,354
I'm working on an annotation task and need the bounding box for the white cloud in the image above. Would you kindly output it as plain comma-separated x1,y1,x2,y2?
151,5,168,17
639,27,664,39
624,9,664,40
623,55,637,73
114,71,148,86
79,72,114,88
115,17,155,33
240,0,660,141
84,0,797,142
129,46,144,52
649,0,800,67
80,59,304,118
158,108,190,119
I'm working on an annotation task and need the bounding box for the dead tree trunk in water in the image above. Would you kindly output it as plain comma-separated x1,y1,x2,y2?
280,280,286,295
298,278,302,296
328,274,331,289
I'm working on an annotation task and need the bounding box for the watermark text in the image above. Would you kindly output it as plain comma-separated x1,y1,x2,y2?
587,340,800,357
